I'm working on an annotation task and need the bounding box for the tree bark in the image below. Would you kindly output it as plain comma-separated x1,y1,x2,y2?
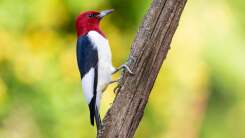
98,0,187,137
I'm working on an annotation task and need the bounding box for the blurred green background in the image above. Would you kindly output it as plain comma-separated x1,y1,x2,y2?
0,0,245,138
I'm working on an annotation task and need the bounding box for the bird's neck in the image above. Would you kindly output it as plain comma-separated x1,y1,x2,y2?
77,26,105,38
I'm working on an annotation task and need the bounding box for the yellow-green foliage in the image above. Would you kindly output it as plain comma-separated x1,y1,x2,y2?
0,0,245,138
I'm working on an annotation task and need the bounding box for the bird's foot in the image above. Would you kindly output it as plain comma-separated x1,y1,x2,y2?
109,76,123,94
122,64,135,75
112,62,135,75
111,56,136,94
108,78,121,85
113,84,121,94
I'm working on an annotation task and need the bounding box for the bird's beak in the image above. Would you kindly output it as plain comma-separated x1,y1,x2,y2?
98,9,114,19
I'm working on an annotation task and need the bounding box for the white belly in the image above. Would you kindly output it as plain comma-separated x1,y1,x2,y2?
88,31,115,107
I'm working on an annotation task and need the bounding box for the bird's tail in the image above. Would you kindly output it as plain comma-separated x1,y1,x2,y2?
88,98,101,130
89,97,96,126
88,64,101,130
95,105,102,130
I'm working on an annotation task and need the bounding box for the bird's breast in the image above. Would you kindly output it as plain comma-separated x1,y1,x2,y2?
87,31,115,93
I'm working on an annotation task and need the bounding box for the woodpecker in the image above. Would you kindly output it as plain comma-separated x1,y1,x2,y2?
75,9,133,130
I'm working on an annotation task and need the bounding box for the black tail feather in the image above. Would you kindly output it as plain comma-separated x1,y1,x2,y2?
88,98,101,129
88,64,101,129
89,97,96,126
95,105,102,130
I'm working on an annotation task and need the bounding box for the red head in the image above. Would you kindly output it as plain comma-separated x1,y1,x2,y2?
76,9,114,37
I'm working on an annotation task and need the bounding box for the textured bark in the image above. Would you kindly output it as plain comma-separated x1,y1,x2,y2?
98,0,187,137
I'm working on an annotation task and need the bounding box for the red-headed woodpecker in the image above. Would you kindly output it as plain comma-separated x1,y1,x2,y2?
75,9,133,130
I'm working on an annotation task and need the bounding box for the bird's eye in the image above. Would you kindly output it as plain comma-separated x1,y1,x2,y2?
88,13,96,18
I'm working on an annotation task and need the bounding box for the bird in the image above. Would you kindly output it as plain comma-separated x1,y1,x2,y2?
75,9,133,130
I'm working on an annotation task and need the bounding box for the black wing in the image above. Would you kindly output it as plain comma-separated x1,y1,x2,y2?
76,35,98,78
76,35,101,127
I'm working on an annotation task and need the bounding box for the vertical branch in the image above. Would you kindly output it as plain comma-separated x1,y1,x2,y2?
98,0,187,137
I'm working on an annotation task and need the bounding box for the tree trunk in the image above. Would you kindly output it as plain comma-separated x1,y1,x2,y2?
98,0,187,137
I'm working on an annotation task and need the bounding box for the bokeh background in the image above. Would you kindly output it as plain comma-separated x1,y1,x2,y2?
0,0,245,138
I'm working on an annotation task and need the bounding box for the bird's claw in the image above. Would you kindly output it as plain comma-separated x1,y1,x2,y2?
111,58,136,94
110,76,123,94
109,78,120,85
121,64,135,75
113,84,121,94
113,62,135,75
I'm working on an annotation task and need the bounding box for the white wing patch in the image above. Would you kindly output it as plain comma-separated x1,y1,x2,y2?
88,31,115,108
82,68,95,104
